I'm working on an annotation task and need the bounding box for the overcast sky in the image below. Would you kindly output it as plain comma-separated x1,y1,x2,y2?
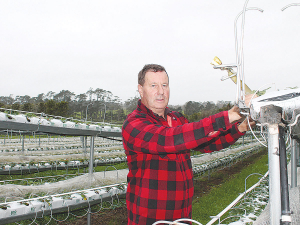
0,0,299,105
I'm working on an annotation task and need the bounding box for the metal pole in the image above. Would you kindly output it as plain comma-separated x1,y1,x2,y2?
87,206,91,225
268,124,281,225
22,134,25,153
297,142,300,167
88,134,95,225
279,126,291,224
84,136,87,158
291,138,298,188
89,136,94,175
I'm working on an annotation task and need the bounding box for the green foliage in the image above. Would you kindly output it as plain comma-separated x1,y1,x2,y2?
12,103,21,110
56,101,70,117
184,101,232,122
124,96,139,113
37,102,46,113
45,99,57,115
168,105,183,113
22,103,34,112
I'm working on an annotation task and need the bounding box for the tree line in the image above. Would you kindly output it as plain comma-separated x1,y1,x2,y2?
0,88,233,124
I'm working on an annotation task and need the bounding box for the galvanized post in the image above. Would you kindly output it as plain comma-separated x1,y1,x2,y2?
291,138,298,188
268,124,281,225
22,134,25,153
85,136,87,157
87,206,91,225
297,142,300,167
279,126,291,224
87,136,95,225
259,105,283,225
89,136,94,175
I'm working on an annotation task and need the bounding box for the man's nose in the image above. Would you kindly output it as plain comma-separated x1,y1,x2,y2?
157,85,164,94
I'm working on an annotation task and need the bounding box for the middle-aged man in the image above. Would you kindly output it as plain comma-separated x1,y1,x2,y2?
122,64,255,225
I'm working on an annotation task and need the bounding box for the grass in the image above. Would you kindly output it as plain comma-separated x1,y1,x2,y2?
192,149,268,224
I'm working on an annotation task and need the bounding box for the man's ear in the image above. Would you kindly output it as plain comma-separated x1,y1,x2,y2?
138,84,143,98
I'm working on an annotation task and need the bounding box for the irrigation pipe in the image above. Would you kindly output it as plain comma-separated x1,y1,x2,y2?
206,170,269,225
152,218,203,225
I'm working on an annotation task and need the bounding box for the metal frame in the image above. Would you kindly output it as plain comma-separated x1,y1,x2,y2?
0,116,121,225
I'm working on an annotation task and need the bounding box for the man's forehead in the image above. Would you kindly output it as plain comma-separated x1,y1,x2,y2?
145,71,169,81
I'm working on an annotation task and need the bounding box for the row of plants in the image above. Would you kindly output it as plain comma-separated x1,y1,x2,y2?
193,145,265,177
0,183,127,224
192,149,269,224
0,111,122,132
0,143,123,153
0,161,128,185
0,156,127,175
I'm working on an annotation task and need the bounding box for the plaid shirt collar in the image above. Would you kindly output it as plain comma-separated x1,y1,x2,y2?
137,99,171,120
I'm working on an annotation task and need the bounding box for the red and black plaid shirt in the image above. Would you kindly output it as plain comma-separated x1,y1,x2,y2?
122,100,244,225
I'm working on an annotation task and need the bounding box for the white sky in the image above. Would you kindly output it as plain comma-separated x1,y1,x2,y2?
0,0,299,105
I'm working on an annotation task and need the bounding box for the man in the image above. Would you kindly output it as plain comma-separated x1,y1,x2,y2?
122,64,255,225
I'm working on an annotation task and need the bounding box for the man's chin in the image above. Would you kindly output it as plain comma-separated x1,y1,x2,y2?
154,102,168,109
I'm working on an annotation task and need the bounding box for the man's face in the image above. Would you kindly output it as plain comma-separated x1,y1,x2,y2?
138,71,170,117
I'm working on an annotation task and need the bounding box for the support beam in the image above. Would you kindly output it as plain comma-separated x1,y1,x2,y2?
291,139,298,188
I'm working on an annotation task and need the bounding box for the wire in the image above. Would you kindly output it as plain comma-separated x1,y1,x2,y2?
247,116,267,147
247,83,276,148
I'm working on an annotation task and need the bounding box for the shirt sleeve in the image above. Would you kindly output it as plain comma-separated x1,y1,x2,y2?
192,122,245,153
122,111,244,155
